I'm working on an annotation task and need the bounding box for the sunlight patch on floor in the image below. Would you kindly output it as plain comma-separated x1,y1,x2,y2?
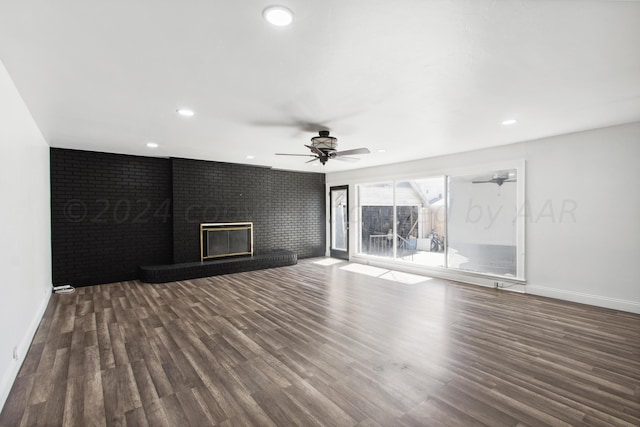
339,263,431,284
379,270,431,285
340,263,388,277
313,258,346,266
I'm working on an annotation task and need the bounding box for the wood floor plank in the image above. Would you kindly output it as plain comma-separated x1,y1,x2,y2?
211,367,278,427
400,397,491,427
159,394,189,426
190,386,228,425
303,374,370,424
252,388,312,426
101,366,125,426
174,388,215,426
130,359,159,409
16,342,44,378
141,399,170,427
143,356,173,399
62,374,84,426
179,346,241,420
2,257,639,426
83,370,107,427
0,375,33,426
16,401,46,427
124,406,148,427
433,383,520,427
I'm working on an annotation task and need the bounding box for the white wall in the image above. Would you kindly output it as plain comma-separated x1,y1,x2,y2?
0,60,52,411
326,122,640,313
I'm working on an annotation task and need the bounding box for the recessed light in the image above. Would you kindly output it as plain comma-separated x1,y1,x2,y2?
502,119,517,125
263,6,294,26
146,142,159,148
246,155,255,160
378,149,386,153
177,109,194,117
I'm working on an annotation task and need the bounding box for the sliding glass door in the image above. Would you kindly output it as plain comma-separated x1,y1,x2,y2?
357,177,446,267
394,177,446,268
357,182,394,258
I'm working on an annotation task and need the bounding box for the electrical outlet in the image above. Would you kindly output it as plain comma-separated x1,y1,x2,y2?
12,346,18,361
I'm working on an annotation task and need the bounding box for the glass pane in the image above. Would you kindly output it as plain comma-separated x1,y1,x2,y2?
358,182,394,258
394,177,446,267
447,169,518,277
331,189,347,251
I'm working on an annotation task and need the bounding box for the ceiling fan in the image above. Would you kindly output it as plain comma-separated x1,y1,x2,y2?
276,130,371,165
472,173,517,186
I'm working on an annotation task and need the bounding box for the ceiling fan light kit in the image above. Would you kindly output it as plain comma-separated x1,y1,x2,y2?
310,130,337,151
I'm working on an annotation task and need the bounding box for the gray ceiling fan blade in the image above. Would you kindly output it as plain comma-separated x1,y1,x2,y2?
333,156,360,162
334,148,370,156
472,178,517,186
305,157,320,163
275,153,316,157
251,120,296,128
298,122,331,133
250,105,361,136
304,144,325,156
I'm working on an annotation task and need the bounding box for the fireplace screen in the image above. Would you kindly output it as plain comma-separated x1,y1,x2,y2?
200,222,253,261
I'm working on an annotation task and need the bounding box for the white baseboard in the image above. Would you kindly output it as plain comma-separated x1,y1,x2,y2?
525,285,640,314
0,290,51,412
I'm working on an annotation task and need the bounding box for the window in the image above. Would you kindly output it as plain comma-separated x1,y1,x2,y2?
447,169,520,277
355,163,524,280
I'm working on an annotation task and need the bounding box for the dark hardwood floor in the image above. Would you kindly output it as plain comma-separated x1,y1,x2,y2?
1,258,639,426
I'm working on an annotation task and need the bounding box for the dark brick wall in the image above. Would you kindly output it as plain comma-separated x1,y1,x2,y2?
50,149,326,286
50,149,173,286
172,158,326,263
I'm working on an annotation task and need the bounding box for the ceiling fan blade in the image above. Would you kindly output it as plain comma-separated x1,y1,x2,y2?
333,156,360,162
472,178,517,185
334,148,370,156
275,153,317,157
250,119,331,135
304,144,324,157
305,157,320,164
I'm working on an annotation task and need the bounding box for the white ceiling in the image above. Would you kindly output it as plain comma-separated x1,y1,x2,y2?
1,0,639,173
